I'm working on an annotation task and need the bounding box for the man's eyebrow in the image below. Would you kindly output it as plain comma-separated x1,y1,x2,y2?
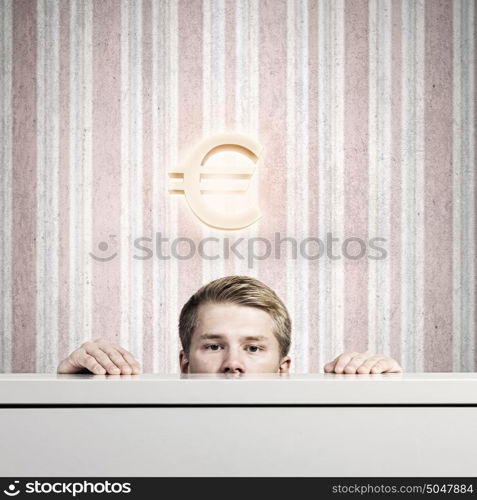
242,335,268,342
199,333,225,340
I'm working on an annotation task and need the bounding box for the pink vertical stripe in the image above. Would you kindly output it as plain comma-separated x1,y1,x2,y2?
258,0,287,303
92,0,121,345
142,0,153,373
307,0,320,371
424,0,453,371
344,0,369,352
12,0,37,372
177,0,203,318
390,0,402,364
475,0,477,372
58,0,70,364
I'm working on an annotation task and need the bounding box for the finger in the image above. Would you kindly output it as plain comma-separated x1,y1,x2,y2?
355,355,387,374
71,351,107,375
341,350,379,373
333,352,361,373
370,358,402,373
323,352,357,373
83,344,122,374
391,361,403,373
323,356,342,373
113,345,142,374
323,358,337,373
323,362,334,373
97,344,135,374
323,358,339,372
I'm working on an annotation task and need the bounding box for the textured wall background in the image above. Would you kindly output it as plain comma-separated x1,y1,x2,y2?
0,0,475,373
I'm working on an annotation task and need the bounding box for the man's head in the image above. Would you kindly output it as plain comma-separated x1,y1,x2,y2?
178,275,291,374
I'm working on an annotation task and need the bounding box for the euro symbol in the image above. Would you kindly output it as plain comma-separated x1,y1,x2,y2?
168,133,262,230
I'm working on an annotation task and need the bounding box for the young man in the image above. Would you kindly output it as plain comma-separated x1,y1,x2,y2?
57,275,402,375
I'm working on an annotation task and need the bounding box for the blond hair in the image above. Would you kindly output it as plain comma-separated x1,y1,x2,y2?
178,275,291,358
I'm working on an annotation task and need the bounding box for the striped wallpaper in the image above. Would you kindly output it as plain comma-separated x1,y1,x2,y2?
0,0,475,373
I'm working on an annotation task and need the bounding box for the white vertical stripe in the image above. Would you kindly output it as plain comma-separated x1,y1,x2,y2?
120,0,130,349
202,0,212,285
368,0,392,356
210,0,225,134
69,0,93,352
235,0,247,131
236,0,260,137
368,0,377,352
318,0,344,366
234,0,244,279
286,0,296,370
47,0,60,370
202,0,226,284
69,0,80,352
400,0,412,370
331,0,345,360
401,0,425,371
318,0,330,368
235,0,260,279
453,0,463,371
36,0,60,372
153,1,179,372
0,0,12,373
37,0,45,371
453,0,475,371
297,0,309,372
413,0,425,374
248,0,259,280
83,0,93,346
203,0,211,139
215,0,225,283
287,0,309,373
152,0,163,372
169,1,179,373
130,0,144,366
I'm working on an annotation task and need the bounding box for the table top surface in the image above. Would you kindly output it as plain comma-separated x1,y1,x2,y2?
0,373,476,405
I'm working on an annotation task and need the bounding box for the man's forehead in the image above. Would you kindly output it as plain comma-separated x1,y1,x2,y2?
193,303,276,340
197,302,273,321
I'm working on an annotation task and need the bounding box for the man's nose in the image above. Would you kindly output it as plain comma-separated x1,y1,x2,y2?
220,351,245,374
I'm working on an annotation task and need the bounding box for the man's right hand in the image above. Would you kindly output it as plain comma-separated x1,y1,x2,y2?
56,339,141,375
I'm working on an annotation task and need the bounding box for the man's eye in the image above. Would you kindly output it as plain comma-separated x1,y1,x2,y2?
246,345,261,353
206,344,222,351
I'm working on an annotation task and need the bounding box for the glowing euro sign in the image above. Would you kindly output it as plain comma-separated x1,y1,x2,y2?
168,133,262,230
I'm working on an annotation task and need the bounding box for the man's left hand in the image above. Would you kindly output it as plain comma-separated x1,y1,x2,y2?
323,350,402,374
